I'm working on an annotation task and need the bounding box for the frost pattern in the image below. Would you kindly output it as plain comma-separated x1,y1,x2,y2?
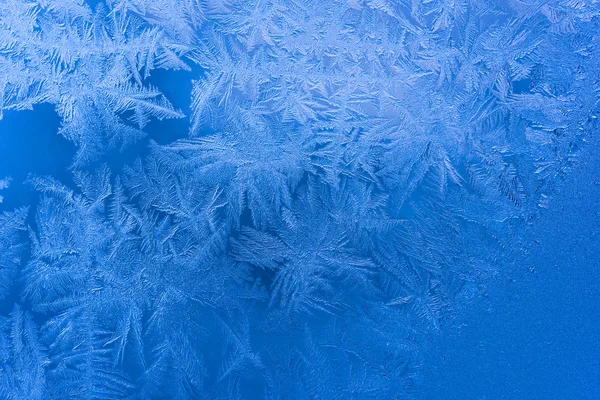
0,0,192,165
0,0,599,398
0,177,10,203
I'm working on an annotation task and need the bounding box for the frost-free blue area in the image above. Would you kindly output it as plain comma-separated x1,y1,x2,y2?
0,105,74,209
423,136,600,399
0,1,599,399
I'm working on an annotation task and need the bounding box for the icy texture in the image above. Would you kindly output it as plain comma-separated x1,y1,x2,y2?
0,0,598,398
0,177,10,203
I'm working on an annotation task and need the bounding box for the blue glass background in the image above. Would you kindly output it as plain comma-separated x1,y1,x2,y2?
1,1,599,398
423,135,600,399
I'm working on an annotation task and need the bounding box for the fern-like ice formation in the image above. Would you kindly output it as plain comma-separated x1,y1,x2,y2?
0,0,598,398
